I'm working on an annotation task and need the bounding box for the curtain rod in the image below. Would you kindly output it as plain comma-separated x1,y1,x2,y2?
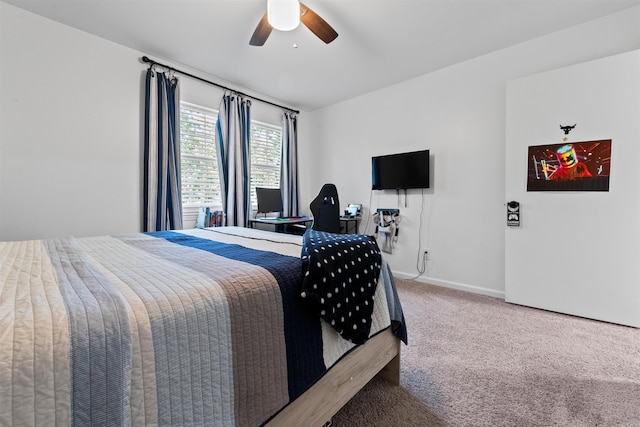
141,56,300,114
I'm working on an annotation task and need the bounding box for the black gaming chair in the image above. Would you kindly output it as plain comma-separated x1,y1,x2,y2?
309,184,341,233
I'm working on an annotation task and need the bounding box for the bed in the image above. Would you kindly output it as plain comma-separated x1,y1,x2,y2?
0,226,406,426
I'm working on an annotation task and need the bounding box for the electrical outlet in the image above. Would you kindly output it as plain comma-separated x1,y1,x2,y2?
424,250,430,260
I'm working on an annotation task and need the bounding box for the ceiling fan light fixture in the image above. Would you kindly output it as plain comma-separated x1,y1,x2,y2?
267,0,300,31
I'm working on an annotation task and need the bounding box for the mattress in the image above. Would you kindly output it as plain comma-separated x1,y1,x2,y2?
0,226,405,426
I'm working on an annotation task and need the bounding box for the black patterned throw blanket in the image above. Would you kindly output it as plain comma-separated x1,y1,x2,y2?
300,229,382,344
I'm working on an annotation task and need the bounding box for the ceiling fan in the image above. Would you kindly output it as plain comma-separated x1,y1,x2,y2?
250,0,338,46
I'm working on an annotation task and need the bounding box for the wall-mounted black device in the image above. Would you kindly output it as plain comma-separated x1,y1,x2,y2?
507,201,520,227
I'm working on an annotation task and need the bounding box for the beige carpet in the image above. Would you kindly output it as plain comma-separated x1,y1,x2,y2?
332,279,640,426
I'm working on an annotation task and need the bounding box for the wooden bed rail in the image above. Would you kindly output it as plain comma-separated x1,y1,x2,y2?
266,328,401,426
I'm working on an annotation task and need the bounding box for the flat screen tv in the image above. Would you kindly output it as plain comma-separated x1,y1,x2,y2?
372,149,430,190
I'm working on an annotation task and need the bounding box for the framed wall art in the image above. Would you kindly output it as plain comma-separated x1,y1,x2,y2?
526,139,612,191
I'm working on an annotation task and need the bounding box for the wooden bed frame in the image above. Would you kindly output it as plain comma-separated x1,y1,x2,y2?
266,328,401,426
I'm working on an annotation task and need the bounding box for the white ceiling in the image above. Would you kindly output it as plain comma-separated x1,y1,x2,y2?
4,0,640,111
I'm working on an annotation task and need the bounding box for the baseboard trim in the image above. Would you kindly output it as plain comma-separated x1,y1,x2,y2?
391,271,506,300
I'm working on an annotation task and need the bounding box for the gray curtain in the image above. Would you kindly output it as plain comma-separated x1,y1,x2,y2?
216,94,252,227
281,111,299,217
143,67,183,231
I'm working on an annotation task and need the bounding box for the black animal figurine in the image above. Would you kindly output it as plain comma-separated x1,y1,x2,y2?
560,124,576,135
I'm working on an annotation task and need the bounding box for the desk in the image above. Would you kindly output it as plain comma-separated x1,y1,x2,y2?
249,217,313,234
250,217,361,234
340,216,361,234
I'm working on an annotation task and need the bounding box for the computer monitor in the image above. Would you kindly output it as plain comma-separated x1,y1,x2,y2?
255,187,283,216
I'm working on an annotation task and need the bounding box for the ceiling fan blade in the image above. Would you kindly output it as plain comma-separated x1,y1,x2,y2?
299,2,338,44
250,12,272,46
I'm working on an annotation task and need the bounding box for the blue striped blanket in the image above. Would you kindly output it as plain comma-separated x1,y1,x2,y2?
0,227,405,426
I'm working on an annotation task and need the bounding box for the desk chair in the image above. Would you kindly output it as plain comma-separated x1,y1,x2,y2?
310,184,341,233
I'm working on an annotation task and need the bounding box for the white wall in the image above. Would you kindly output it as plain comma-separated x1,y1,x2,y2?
303,6,640,297
0,2,286,240
1,2,143,240
505,50,640,327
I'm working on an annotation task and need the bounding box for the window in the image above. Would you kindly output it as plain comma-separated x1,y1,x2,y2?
179,103,220,207
179,102,283,212
250,121,282,208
